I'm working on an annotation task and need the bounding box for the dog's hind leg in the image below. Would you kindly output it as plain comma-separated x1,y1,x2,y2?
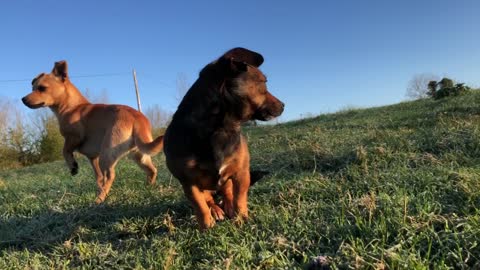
96,151,122,204
88,157,105,202
96,160,117,204
130,152,157,186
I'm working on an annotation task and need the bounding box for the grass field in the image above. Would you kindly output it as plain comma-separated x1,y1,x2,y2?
1,92,480,269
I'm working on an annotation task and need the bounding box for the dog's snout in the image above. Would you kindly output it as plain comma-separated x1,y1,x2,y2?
278,101,285,115
21,97,27,105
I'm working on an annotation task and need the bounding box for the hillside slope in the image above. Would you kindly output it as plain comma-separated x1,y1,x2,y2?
1,92,480,269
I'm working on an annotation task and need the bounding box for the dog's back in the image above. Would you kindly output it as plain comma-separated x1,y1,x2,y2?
66,103,152,158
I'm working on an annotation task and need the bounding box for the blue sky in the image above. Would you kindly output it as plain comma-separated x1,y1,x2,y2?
1,0,479,121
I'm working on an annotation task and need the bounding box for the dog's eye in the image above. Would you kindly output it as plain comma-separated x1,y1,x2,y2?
37,86,46,92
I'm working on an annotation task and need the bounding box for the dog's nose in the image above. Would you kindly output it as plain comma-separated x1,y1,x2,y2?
21,97,27,105
280,101,285,108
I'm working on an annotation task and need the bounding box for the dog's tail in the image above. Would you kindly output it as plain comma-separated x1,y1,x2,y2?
250,170,270,186
133,119,164,156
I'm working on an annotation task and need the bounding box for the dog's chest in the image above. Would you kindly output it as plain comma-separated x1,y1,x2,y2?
211,129,241,164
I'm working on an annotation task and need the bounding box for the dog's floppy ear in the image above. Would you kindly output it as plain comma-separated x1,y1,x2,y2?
52,60,68,81
222,47,264,67
229,58,249,73
214,56,249,77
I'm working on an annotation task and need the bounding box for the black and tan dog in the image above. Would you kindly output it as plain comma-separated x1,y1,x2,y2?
163,48,284,230
22,61,164,203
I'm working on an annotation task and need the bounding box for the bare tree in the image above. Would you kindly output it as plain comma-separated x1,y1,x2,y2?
0,99,25,147
0,99,36,167
0,100,13,139
30,108,53,133
175,72,190,102
83,88,109,103
406,73,440,100
145,104,172,133
96,89,109,104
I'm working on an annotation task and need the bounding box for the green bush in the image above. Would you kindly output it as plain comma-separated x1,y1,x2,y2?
438,77,454,89
427,80,438,98
38,117,63,162
0,127,40,169
0,147,22,169
435,83,470,99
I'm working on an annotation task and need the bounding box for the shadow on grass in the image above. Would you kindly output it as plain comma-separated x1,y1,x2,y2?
257,147,357,175
0,199,191,252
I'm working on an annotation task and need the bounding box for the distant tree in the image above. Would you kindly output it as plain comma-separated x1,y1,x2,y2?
406,73,440,99
0,100,39,168
83,88,109,103
96,89,109,104
437,77,454,90
0,98,67,168
145,104,172,136
427,81,438,98
175,73,190,102
32,111,63,162
0,100,21,168
0,100,13,139
434,78,471,99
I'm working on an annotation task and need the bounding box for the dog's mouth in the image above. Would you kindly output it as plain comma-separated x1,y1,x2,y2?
22,97,46,109
23,101,45,109
254,112,275,121
30,102,45,109
253,104,284,121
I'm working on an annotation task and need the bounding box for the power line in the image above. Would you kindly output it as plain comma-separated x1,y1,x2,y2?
0,72,131,83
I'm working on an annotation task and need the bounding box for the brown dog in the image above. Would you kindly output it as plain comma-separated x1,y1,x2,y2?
163,48,284,230
22,61,164,203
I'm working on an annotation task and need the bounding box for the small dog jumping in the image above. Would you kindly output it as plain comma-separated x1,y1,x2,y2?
22,61,164,203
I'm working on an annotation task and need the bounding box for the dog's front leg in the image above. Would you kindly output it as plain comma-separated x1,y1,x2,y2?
63,137,81,175
182,184,214,230
232,168,250,222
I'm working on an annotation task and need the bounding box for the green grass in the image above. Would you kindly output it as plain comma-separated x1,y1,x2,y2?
2,92,480,269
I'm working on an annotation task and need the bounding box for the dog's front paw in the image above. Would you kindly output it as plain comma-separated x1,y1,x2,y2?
210,204,226,221
233,211,249,226
199,217,215,231
70,161,79,176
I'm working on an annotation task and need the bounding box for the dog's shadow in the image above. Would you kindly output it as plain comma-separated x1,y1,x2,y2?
0,199,192,252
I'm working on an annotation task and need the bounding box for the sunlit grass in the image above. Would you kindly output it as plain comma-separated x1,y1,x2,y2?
1,91,480,269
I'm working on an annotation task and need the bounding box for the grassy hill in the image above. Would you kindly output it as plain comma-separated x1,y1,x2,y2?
1,91,480,269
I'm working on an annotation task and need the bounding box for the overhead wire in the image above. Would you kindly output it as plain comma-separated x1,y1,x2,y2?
0,72,131,83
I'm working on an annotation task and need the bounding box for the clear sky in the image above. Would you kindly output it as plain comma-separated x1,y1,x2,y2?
1,0,479,121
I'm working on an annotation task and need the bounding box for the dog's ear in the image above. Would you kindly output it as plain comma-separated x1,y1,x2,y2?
52,61,68,81
222,47,264,67
229,58,249,73
214,57,249,77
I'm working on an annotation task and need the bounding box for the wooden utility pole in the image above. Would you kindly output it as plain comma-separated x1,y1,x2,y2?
132,69,142,112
